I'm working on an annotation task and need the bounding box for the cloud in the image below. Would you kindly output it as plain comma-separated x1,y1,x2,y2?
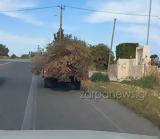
88,0,160,25
118,24,160,44
118,24,160,56
0,0,43,25
0,31,46,56
118,25,147,38
0,31,42,45
87,0,160,56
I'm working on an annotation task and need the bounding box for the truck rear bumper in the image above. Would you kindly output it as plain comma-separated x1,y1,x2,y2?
43,77,81,90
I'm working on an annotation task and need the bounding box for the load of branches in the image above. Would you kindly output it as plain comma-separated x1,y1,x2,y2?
32,31,91,81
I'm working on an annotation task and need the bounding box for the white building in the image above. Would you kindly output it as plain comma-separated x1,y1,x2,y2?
108,45,151,81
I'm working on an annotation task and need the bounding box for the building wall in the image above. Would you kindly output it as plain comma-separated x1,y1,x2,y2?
142,45,151,64
130,65,144,79
117,59,143,80
136,45,150,66
117,59,130,80
136,48,143,65
108,45,151,81
108,59,144,81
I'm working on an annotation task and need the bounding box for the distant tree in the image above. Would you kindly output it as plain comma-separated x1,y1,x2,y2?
10,54,18,59
21,54,30,59
0,44,9,56
29,51,37,57
90,43,114,70
150,54,159,66
116,43,139,60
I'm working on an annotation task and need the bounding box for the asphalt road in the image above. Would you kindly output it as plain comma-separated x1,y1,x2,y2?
0,60,160,137
0,60,32,129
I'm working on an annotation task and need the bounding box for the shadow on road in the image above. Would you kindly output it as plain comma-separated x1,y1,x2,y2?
44,79,80,92
0,77,7,85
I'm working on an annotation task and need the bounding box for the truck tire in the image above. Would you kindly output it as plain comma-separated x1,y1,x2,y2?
74,80,81,90
44,78,49,88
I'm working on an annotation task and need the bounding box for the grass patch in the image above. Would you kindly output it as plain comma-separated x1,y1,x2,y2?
0,56,9,59
122,75,159,89
82,80,160,129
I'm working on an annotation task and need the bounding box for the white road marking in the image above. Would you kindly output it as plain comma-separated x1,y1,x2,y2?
21,75,38,130
0,60,31,66
0,61,13,66
88,100,124,132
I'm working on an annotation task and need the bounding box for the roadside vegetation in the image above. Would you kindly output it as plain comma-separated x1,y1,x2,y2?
89,43,114,71
0,44,9,59
90,72,109,82
81,43,160,128
122,75,159,89
82,73,160,129
0,43,38,60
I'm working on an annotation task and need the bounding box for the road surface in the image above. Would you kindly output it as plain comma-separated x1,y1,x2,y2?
0,60,159,136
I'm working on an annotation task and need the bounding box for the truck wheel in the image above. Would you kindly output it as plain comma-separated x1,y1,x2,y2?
44,78,49,88
75,81,81,90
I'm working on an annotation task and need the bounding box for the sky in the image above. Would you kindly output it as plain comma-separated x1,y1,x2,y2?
0,0,160,57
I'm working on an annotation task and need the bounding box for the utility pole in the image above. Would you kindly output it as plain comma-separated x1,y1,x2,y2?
58,4,65,41
146,0,152,45
108,18,117,71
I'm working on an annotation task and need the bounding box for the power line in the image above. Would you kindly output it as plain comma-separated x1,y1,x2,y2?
0,4,159,19
65,5,160,18
0,5,58,12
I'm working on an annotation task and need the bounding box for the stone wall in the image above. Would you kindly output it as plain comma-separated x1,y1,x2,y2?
108,59,144,81
130,65,143,79
146,65,160,77
117,60,130,80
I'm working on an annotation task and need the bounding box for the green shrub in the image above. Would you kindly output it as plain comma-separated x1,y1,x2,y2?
91,72,109,82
